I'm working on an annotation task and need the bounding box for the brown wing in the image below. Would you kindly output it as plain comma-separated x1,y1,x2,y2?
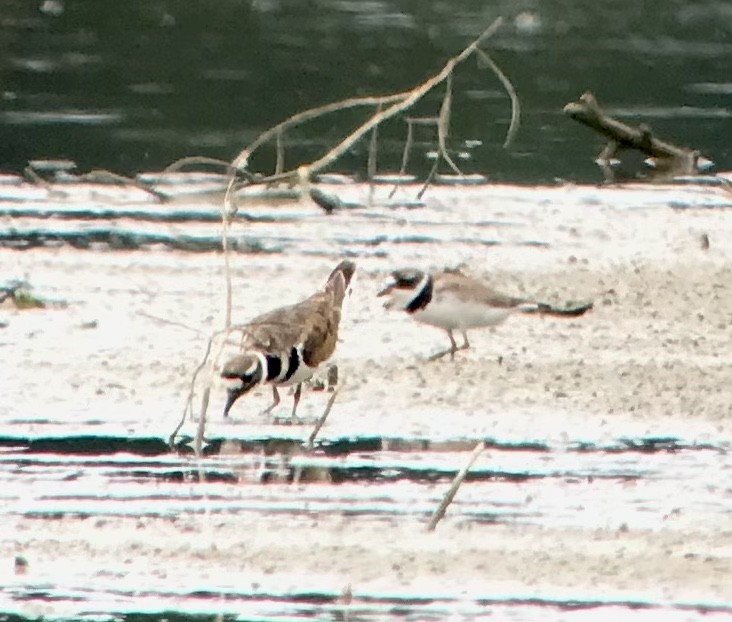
433,271,528,309
300,274,345,367
240,260,353,363
241,295,319,357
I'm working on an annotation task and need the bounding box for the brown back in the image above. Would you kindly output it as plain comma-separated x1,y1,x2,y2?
239,260,355,366
433,270,529,309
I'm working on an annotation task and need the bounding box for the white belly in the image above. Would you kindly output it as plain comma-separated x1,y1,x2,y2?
276,361,315,386
415,295,515,330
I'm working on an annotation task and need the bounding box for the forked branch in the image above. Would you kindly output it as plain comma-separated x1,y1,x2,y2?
217,16,512,189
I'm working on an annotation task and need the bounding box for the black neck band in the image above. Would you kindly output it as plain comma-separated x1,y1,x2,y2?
282,347,300,382
264,354,282,381
406,276,433,313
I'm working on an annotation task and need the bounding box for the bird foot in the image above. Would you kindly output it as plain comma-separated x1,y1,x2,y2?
427,348,453,362
426,344,469,362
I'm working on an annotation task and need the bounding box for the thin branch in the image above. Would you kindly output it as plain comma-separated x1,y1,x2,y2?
228,17,503,187
137,311,208,335
306,383,342,451
232,92,416,170
418,158,440,199
168,324,250,449
400,119,415,174
367,105,380,181
185,177,239,452
169,331,217,449
24,166,52,187
81,169,169,202
222,177,237,328
24,165,168,202
388,119,416,199
437,71,462,175
163,156,234,175
303,18,503,179
275,129,285,175
195,386,211,458
475,49,521,148
426,441,486,532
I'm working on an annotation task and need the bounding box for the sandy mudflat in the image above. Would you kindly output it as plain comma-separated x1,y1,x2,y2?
1,182,732,614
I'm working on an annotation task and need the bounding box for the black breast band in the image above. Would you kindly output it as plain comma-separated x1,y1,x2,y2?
264,354,282,381
282,347,300,381
406,276,433,313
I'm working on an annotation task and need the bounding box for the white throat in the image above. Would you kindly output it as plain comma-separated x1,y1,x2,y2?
386,274,430,311
255,351,269,385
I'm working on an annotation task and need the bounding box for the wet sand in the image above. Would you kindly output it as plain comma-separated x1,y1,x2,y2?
2,182,732,616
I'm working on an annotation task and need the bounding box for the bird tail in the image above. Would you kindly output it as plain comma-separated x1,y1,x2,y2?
522,300,594,317
325,260,356,307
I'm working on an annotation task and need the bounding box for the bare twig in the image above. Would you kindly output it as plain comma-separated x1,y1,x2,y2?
169,332,217,449
400,119,415,174
164,156,233,174
475,49,521,148
137,311,207,335
222,176,238,328
24,165,51,187
437,72,462,175
367,105,381,205
168,324,248,450
418,158,440,199
426,441,486,532
275,129,285,176
228,17,503,187
388,119,416,199
720,177,732,197
82,169,169,202
306,383,343,451
195,386,211,457
232,92,414,171
305,19,503,180
367,106,380,181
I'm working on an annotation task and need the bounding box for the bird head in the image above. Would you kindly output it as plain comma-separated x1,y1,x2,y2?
377,269,430,311
220,353,265,417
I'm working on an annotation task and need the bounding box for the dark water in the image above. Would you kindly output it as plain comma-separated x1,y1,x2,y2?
2,0,731,183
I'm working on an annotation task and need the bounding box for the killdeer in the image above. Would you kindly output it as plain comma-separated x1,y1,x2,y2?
378,267,592,361
221,260,356,421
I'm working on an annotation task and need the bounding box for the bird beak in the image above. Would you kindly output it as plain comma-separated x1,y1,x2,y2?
377,281,396,309
221,376,259,417
223,387,244,418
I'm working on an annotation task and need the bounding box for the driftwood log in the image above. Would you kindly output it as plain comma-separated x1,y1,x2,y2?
564,92,711,182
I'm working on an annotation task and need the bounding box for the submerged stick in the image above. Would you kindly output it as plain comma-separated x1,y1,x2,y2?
306,384,342,451
426,441,486,532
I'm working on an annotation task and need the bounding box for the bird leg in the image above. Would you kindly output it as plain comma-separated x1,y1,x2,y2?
259,385,281,416
290,383,304,423
272,384,307,425
426,330,454,361
460,330,470,351
428,329,471,362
